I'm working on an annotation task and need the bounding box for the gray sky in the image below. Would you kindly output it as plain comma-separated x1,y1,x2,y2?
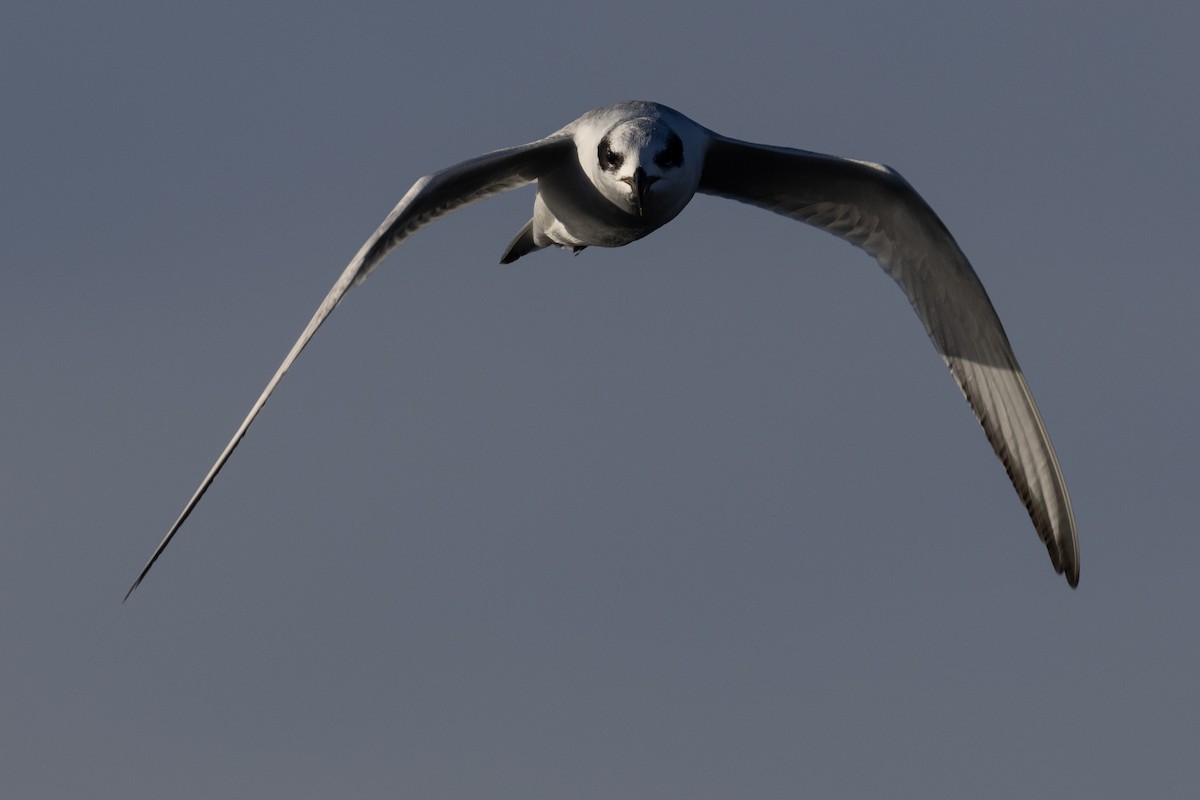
4,1,1199,797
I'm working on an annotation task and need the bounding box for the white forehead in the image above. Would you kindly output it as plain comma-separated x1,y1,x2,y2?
606,117,672,151
569,103,697,178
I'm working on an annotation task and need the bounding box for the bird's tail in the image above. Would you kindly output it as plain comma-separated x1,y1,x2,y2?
499,219,545,264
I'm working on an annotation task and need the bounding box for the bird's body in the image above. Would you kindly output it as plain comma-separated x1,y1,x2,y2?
508,102,704,256
126,101,1079,598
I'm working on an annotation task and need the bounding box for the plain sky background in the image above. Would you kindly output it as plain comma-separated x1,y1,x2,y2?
4,2,1199,797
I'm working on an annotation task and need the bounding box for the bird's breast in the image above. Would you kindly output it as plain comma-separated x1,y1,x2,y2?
534,164,683,249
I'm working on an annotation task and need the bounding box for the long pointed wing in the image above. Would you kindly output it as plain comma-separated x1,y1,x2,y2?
699,135,1078,586
126,135,574,599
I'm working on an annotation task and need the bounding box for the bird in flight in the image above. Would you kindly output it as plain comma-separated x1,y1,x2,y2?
126,101,1078,599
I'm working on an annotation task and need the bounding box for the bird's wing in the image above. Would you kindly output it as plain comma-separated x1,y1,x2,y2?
126,135,574,599
699,134,1078,586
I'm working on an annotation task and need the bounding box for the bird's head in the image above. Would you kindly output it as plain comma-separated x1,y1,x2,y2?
591,117,694,219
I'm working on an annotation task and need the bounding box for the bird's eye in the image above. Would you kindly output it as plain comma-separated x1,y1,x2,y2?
654,133,684,169
598,138,624,171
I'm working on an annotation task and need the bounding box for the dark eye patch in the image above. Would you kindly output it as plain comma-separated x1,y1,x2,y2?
654,133,684,169
597,137,624,171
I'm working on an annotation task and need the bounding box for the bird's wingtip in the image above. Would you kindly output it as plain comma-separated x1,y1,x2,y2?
124,563,153,603
123,580,140,604
1065,561,1080,589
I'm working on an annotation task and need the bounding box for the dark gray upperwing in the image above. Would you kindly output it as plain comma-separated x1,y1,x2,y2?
699,135,1078,586
126,135,574,599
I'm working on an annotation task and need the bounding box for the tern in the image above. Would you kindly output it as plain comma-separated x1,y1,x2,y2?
126,101,1078,598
